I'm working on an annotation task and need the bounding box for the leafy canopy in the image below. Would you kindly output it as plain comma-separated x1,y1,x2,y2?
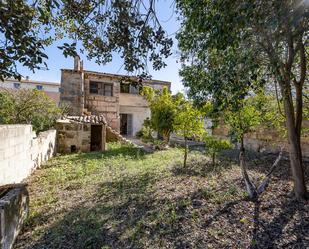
141,86,179,140
0,0,173,80
0,89,63,132
173,100,205,139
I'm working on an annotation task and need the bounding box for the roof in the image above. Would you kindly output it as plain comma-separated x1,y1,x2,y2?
57,115,106,125
61,68,171,86
4,78,60,86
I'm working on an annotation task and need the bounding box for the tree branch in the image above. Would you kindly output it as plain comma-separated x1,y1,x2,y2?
257,148,283,194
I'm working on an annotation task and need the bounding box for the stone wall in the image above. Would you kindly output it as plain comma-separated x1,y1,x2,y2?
0,185,29,249
60,69,84,115
213,122,309,157
56,121,91,153
84,72,121,131
0,125,56,185
56,121,106,153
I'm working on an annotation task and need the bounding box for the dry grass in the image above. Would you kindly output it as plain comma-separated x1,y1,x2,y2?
14,143,309,249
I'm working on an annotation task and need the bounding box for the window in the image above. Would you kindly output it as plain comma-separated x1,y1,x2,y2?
120,83,139,94
13,83,20,89
36,85,43,90
89,82,99,94
120,83,130,93
89,81,113,96
59,87,64,93
130,85,139,94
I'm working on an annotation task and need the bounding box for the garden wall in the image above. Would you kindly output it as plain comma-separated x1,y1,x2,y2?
213,121,309,158
0,125,56,185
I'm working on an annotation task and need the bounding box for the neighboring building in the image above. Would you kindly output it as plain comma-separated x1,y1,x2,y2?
60,57,171,136
0,78,60,104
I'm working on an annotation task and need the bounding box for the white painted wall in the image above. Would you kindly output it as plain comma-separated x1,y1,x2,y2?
0,125,56,185
0,80,60,92
119,106,151,136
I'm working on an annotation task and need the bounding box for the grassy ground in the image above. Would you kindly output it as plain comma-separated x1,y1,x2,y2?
14,143,309,249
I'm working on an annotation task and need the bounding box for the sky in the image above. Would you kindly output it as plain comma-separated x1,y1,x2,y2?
17,1,184,94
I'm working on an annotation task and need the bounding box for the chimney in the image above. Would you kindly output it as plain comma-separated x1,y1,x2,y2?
74,55,81,71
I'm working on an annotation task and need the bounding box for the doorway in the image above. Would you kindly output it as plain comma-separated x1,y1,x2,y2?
91,125,102,151
120,114,133,136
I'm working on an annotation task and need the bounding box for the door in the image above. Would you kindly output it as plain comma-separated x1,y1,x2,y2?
120,114,133,136
91,125,102,151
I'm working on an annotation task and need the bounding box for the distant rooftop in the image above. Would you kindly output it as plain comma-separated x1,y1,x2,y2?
5,78,60,86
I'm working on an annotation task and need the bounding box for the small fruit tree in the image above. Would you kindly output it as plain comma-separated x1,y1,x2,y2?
173,100,205,167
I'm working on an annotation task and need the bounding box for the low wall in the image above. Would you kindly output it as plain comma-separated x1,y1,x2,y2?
213,123,309,158
0,125,56,185
0,185,29,249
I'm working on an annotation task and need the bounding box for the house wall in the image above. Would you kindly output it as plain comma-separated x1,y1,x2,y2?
60,68,171,136
0,125,56,185
0,79,60,104
84,73,120,131
119,105,151,136
60,70,84,115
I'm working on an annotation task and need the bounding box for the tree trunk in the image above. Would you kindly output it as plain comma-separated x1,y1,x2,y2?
282,85,308,200
212,152,215,167
184,137,188,168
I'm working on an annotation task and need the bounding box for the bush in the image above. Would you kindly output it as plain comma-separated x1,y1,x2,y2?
136,118,153,140
0,89,64,132
203,134,232,166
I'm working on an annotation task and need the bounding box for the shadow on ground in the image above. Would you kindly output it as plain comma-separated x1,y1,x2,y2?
14,147,309,249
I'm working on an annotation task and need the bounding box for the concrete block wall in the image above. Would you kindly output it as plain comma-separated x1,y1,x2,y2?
0,125,56,185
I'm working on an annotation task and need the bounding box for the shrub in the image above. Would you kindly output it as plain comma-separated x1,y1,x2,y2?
203,134,232,166
0,89,64,132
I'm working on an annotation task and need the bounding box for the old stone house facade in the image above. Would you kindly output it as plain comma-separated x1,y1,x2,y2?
60,57,171,136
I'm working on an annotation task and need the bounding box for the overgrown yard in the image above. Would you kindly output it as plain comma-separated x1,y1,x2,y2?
14,143,309,249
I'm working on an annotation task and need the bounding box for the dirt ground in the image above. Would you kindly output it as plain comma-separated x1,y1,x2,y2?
14,144,309,249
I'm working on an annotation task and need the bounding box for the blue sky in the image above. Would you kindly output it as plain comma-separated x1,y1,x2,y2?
17,1,183,94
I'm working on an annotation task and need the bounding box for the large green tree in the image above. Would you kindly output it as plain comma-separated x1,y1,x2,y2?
0,0,172,80
177,0,309,199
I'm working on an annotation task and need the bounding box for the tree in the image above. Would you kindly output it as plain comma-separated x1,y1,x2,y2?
141,86,180,142
224,99,263,152
203,134,232,167
173,100,205,167
177,0,309,199
0,0,172,80
0,89,63,132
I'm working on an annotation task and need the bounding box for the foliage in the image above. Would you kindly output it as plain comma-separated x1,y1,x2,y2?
136,118,153,140
224,99,262,143
0,89,63,132
176,0,309,198
141,86,181,142
0,0,172,80
203,134,232,166
173,100,205,140
173,99,205,167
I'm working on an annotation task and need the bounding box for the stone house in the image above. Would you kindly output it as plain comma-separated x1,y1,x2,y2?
60,57,171,136
56,115,107,153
